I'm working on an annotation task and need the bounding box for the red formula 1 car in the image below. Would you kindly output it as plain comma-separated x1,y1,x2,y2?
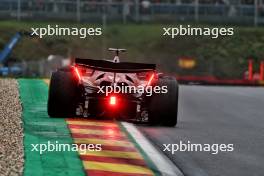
48,48,179,126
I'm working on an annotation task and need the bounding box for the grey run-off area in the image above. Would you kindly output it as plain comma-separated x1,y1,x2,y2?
139,85,264,176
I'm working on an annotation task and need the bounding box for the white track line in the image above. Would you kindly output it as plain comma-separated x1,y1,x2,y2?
121,122,184,176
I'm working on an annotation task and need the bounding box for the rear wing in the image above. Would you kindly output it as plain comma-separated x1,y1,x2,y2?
75,58,156,73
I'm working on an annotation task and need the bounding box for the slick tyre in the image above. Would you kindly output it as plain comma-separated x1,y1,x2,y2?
148,76,179,126
48,70,78,117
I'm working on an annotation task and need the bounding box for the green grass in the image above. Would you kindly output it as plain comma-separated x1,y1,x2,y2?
1,20,264,78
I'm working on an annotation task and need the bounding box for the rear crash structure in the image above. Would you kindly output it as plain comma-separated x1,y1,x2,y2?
48,49,179,126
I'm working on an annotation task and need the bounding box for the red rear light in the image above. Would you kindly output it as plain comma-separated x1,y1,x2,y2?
74,67,81,80
109,96,116,105
147,73,155,86
137,71,156,86
75,65,94,76
137,71,155,81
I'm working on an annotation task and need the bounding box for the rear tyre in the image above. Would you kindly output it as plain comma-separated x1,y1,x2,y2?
48,70,78,117
148,76,179,127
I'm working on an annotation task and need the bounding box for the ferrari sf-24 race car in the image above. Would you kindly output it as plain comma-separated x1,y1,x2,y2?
48,48,179,126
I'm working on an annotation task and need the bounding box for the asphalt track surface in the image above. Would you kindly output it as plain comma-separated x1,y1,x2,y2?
138,85,264,176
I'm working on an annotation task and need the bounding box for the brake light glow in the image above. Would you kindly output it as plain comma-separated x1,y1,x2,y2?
74,67,81,80
109,96,116,105
147,73,155,86
75,65,94,77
